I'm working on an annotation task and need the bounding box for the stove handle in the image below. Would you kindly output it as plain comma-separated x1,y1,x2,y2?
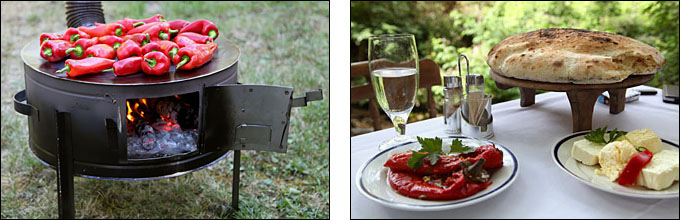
14,90,36,116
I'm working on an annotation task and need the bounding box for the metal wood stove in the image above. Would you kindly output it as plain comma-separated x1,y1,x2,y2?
13,35,322,218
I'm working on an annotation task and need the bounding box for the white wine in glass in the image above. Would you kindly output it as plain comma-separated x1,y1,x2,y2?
368,34,419,151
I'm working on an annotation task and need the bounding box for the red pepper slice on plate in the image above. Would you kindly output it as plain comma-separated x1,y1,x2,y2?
40,33,64,45
55,57,115,77
143,22,171,41
384,144,503,175
141,52,170,76
388,170,492,200
173,35,197,48
97,35,124,50
117,40,142,60
102,57,143,76
167,19,190,34
40,40,72,62
141,42,161,55
156,40,180,63
85,44,116,59
618,149,654,186
176,32,213,44
65,38,99,59
122,33,151,46
63,28,91,43
173,42,218,70
78,23,126,37
179,19,219,40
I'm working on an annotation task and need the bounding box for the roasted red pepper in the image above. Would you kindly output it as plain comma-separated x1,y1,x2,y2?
618,149,654,186
141,52,170,76
173,35,197,48
65,38,99,59
97,35,124,50
384,145,504,175
388,169,492,200
85,44,116,59
117,40,142,60
78,23,126,37
143,22,171,41
102,57,143,76
173,42,218,70
40,33,64,45
141,42,161,55
156,40,180,63
176,32,213,44
167,19,190,34
122,33,151,46
179,19,219,40
63,28,91,43
56,57,116,77
40,40,72,62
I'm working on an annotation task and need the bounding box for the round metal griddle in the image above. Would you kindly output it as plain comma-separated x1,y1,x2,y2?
21,35,240,86
489,69,655,132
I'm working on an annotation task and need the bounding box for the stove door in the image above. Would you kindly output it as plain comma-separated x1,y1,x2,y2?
202,84,321,153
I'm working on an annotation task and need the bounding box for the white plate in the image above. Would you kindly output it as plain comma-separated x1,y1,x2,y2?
552,131,679,199
355,136,519,211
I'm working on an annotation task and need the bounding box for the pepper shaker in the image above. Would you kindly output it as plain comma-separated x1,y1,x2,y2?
443,75,462,134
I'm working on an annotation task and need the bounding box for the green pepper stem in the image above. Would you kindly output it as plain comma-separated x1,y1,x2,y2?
43,47,53,57
142,33,151,45
65,46,83,56
169,48,178,60
175,55,190,70
113,42,121,50
87,54,93,57
145,58,157,68
56,64,70,74
159,32,168,40
169,29,178,34
70,34,80,42
159,17,166,22
115,28,123,36
43,37,49,43
208,30,217,40
133,22,145,27
102,68,114,72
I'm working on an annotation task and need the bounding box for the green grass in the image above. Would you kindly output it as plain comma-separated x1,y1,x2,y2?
1,1,329,218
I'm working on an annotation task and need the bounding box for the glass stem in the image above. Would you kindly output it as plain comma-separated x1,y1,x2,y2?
392,116,406,136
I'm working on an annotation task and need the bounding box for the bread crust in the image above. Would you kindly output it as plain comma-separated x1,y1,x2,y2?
487,28,665,84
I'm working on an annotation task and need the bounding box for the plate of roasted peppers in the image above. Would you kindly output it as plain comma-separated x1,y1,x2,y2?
356,136,519,211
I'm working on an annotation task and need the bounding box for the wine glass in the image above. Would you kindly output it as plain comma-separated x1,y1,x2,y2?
368,34,419,151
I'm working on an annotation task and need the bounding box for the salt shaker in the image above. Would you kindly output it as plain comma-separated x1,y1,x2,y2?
443,75,462,134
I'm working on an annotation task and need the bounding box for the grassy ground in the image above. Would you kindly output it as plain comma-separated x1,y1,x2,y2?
1,1,329,218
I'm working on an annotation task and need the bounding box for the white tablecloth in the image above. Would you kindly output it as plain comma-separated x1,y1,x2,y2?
351,85,679,219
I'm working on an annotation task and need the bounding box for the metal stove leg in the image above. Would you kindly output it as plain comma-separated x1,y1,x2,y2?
232,150,241,212
56,111,75,219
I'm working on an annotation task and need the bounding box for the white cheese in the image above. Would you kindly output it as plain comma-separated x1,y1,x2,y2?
595,140,637,181
635,149,679,190
571,139,605,165
625,128,663,154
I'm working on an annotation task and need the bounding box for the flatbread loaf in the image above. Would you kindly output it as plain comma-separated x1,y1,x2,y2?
487,28,665,84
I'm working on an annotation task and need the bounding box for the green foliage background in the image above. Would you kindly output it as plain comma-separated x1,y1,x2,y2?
351,1,679,107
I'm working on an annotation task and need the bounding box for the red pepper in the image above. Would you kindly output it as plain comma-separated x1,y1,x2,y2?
141,52,170,76
173,35,197,48
65,38,99,59
97,35,124,51
618,150,654,186
102,57,143,76
111,18,145,32
127,22,161,35
40,40,72,62
388,170,492,200
156,40,180,63
63,28,91,43
384,145,504,175
122,33,151,46
131,14,165,24
176,32,213,44
141,42,161,55
143,22,171,41
85,44,116,60
78,23,126,37
117,40,142,60
167,19,190,34
179,19,219,40
173,42,218,70
40,33,64,45
55,57,116,77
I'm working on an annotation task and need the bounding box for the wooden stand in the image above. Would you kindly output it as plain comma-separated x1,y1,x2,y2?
489,70,654,132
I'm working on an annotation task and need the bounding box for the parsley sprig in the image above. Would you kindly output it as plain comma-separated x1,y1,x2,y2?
585,127,627,144
406,137,474,170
